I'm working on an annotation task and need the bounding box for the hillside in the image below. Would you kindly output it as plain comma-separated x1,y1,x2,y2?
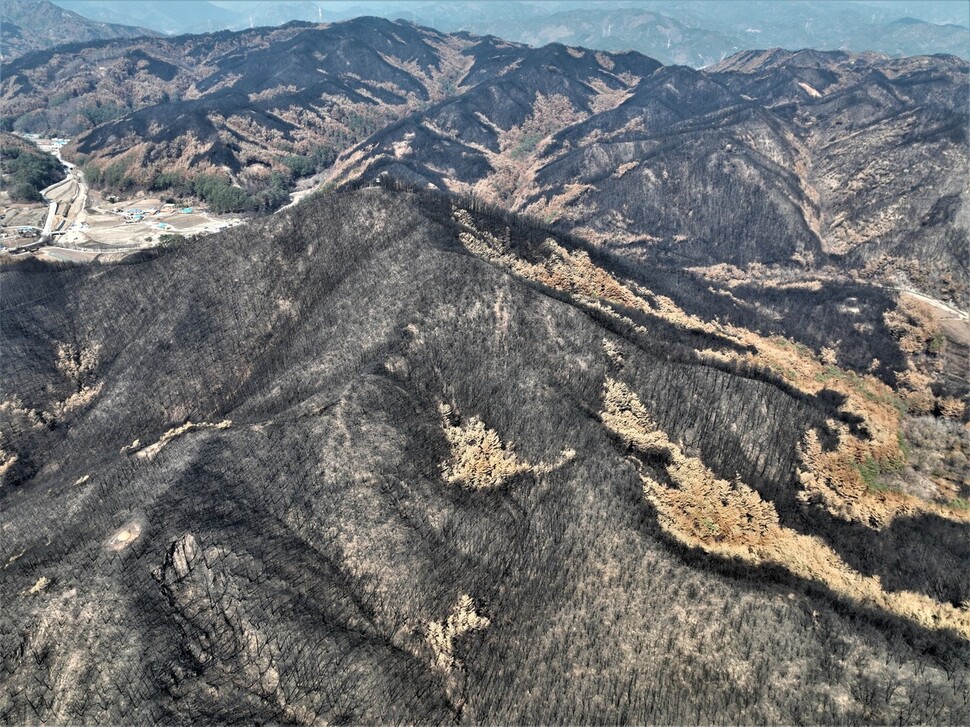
2,20,966,353
324,47,969,309
0,132,63,202
0,0,157,60
2,18,965,329
2,18,576,211
1,188,969,724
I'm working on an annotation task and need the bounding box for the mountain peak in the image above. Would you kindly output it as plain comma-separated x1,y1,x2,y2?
0,0,158,59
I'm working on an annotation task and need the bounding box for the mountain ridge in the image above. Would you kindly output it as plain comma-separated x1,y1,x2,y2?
1,187,968,724
0,0,159,60
322,45,969,309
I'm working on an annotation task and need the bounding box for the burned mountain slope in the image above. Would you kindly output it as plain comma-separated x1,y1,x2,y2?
711,49,970,305
328,50,969,308
2,18,485,194
1,189,968,725
2,19,662,209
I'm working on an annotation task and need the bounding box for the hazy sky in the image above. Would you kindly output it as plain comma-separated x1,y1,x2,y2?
49,0,970,64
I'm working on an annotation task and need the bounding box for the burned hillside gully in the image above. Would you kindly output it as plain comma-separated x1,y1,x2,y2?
1,190,968,725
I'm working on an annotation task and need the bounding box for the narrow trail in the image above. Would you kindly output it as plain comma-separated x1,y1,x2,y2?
895,287,968,322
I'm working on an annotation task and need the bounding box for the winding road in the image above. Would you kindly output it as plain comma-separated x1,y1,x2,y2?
39,147,87,242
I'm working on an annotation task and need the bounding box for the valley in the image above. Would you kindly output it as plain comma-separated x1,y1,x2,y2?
1,134,246,263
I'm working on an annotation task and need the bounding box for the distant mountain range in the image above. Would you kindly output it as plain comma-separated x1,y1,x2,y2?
51,1,321,36
393,0,970,67
328,44,969,308
5,15,963,306
45,0,970,65
8,1,966,66
3,18,544,210
0,0,158,60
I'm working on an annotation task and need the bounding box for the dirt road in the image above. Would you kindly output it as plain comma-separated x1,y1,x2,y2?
898,287,968,322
